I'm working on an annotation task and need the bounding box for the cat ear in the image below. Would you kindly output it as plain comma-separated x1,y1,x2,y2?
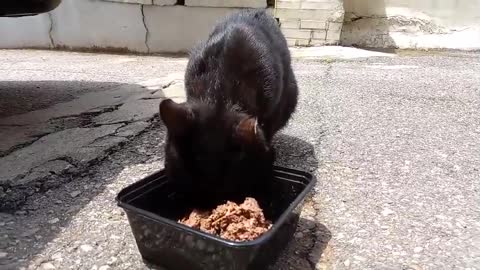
159,99,193,135
236,117,261,144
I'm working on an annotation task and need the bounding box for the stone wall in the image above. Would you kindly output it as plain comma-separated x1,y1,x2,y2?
275,0,345,46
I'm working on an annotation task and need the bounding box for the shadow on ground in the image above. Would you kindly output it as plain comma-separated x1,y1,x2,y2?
0,79,165,268
0,121,166,269
0,79,172,210
271,134,331,269
0,80,136,158
0,80,123,118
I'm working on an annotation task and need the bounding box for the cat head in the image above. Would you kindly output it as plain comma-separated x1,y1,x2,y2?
159,98,273,202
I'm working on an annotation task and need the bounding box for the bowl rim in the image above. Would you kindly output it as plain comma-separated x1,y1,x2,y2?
116,165,316,247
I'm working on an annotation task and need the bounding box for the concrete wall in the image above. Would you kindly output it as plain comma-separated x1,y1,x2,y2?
50,0,148,52
0,0,245,53
143,6,245,52
0,13,52,49
342,0,480,49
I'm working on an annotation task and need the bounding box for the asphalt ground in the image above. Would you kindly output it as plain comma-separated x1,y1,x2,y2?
0,49,479,270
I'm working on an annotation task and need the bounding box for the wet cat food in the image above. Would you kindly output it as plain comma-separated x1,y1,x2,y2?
179,198,272,242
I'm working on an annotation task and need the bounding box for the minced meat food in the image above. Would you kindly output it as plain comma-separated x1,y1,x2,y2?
178,197,272,242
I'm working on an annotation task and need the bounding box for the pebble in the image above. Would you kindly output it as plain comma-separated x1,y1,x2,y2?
407,264,423,270
32,256,46,266
354,255,367,262
295,232,304,238
21,228,40,237
344,259,351,267
48,218,60,224
0,251,8,258
67,205,81,214
70,191,82,198
381,208,395,216
54,200,63,205
26,204,38,211
80,244,93,252
414,247,423,253
107,257,118,265
109,235,121,240
99,266,110,270
51,253,62,260
40,262,56,269
66,246,78,253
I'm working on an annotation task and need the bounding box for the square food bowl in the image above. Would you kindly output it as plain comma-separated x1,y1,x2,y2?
116,166,316,270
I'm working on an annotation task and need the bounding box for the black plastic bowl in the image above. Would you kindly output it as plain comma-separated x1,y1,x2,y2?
116,166,316,270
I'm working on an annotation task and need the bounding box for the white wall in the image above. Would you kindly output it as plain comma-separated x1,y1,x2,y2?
50,0,148,52
0,13,52,49
0,0,242,53
143,5,242,53
341,0,480,50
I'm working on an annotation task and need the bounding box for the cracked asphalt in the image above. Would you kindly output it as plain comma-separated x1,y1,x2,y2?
0,49,479,270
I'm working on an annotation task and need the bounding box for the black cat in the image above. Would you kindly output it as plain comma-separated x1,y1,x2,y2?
159,9,298,207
